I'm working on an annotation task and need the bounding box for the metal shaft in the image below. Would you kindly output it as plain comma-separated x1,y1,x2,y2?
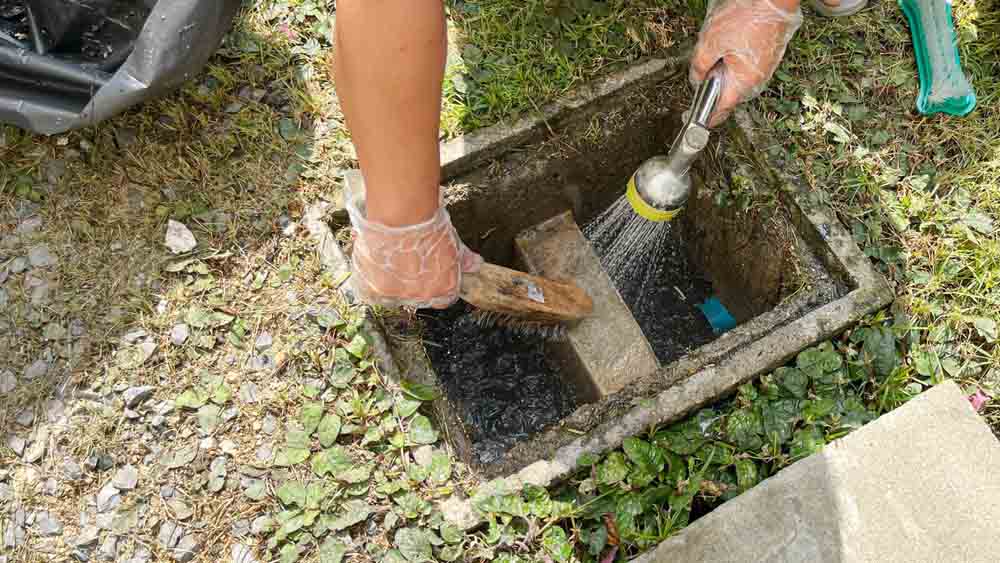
663,62,725,180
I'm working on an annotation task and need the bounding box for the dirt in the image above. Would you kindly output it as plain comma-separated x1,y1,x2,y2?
585,215,718,366
421,304,579,466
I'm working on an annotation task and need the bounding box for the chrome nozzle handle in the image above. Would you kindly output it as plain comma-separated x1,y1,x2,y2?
664,61,725,179
689,61,726,128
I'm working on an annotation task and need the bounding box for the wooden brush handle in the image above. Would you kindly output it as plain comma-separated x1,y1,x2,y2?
460,262,593,323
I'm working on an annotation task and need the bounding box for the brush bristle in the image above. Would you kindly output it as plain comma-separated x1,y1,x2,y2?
465,310,568,341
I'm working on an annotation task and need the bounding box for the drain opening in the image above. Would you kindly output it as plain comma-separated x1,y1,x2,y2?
420,304,579,467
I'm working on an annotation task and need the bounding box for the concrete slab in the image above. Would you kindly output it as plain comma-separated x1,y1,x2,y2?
515,211,658,398
636,381,1000,563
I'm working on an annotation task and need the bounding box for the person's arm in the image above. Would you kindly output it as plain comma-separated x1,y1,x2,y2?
689,0,803,126
333,0,480,309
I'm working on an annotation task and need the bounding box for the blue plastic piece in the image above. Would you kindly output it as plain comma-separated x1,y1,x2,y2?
698,298,737,334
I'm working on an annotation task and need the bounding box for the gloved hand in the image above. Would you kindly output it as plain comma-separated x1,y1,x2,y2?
690,0,803,127
345,181,483,310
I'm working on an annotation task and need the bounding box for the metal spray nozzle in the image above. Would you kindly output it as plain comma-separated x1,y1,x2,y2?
627,62,725,222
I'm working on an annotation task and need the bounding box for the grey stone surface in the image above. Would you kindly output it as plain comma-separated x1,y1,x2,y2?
72,525,100,548
238,382,259,404
24,427,48,463
232,544,256,563
0,370,17,395
174,534,200,562
123,386,155,408
516,211,658,398
112,465,139,490
170,324,190,346
28,244,57,267
95,483,121,513
254,332,273,351
23,359,49,380
15,408,34,427
62,460,84,480
98,536,118,560
158,521,183,549
165,220,197,254
5,434,25,457
638,381,1000,563
35,511,63,536
9,256,28,273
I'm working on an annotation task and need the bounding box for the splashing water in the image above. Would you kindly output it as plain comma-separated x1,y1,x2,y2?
584,195,676,316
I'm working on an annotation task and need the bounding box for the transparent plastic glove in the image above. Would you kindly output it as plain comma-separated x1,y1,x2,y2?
345,180,483,310
690,0,803,126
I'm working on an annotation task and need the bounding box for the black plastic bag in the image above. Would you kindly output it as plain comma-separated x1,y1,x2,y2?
0,0,240,134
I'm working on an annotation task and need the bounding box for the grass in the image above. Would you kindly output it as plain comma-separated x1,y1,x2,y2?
0,0,997,562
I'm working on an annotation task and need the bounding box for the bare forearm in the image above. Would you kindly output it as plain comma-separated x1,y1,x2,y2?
333,0,446,227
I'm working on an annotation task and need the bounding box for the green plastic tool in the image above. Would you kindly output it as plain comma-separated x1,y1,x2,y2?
898,0,977,116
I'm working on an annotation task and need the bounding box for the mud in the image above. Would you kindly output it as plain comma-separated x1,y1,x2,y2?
420,304,579,466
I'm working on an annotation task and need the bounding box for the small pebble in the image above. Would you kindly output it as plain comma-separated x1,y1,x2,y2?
23,359,49,380
112,465,139,490
123,386,155,408
238,382,259,404
40,478,58,495
0,371,15,394
69,319,87,338
121,329,147,343
220,439,238,455
15,409,34,427
96,483,121,513
16,216,42,235
250,515,272,535
231,519,250,538
62,460,83,480
254,332,273,351
173,535,200,562
85,453,114,472
6,435,26,457
232,544,256,563
36,511,63,536
98,536,118,561
167,498,193,520
157,522,183,549
165,221,197,254
170,324,189,346
72,525,100,548
9,257,28,274
200,437,217,451
261,415,277,435
248,355,273,372
28,244,57,268
44,399,65,422
114,128,138,150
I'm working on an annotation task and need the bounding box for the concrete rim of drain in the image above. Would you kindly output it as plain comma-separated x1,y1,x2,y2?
304,56,894,531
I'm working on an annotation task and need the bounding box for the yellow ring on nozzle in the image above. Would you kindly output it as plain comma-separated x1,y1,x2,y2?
625,175,682,223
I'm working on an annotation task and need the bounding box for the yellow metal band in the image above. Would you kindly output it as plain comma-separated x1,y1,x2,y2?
625,175,682,223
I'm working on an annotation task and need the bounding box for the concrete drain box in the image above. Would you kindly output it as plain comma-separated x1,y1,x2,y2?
318,58,891,494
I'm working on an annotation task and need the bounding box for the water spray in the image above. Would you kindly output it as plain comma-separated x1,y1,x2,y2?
626,62,725,222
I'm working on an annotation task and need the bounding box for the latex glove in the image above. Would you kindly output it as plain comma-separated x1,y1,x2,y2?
345,182,483,310
690,0,803,126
